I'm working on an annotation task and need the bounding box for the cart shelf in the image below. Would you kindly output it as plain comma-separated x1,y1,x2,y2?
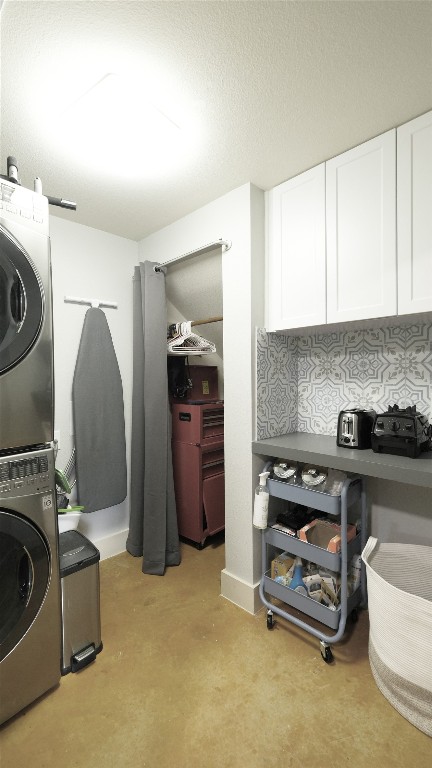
264,525,362,572
262,571,362,630
267,476,362,515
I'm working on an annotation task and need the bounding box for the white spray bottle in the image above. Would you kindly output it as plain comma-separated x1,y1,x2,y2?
253,471,271,529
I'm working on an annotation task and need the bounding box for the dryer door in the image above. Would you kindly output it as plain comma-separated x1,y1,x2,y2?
0,224,44,375
0,510,50,662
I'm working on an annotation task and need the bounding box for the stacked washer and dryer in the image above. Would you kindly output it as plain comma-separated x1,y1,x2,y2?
0,166,61,724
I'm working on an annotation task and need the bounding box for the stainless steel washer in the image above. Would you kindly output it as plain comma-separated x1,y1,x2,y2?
0,179,53,451
0,446,61,725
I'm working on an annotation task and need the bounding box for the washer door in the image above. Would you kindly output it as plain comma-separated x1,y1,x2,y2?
0,510,50,662
0,224,44,375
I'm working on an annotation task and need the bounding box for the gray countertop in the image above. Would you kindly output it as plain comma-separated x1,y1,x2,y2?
252,432,432,489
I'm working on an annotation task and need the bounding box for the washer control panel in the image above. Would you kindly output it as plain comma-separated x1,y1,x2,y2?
0,449,52,497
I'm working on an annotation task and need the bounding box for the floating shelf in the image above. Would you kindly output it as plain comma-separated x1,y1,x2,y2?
252,432,432,489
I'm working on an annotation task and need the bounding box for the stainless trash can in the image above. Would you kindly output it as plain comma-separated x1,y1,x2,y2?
59,530,102,675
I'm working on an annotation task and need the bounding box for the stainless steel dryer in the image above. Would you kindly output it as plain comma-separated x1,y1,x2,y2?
0,178,53,451
0,445,61,725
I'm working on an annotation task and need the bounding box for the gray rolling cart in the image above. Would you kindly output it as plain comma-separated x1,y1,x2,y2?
59,530,103,675
259,470,367,663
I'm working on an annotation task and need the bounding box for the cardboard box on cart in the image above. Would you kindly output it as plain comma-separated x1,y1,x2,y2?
271,552,295,580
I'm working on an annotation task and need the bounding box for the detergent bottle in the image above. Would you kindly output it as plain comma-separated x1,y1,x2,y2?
253,471,271,529
288,557,308,596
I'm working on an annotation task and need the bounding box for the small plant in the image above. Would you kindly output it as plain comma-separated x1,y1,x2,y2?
55,468,84,514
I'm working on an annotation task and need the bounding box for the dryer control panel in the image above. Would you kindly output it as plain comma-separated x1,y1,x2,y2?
0,178,49,236
0,448,53,498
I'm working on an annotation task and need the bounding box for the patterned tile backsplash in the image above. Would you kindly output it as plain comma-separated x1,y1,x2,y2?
256,324,432,439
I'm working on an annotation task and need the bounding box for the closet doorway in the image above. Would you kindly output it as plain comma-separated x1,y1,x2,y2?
165,247,224,550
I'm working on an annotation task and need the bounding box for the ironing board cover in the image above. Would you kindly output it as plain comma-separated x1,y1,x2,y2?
72,307,127,512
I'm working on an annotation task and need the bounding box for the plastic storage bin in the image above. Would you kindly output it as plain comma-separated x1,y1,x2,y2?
59,530,103,675
362,537,432,737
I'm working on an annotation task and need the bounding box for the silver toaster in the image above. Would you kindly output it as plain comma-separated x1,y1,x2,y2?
337,408,376,449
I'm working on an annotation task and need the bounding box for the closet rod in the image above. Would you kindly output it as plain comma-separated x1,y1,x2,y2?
191,315,223,326
154,239,231,272
64,295,118,309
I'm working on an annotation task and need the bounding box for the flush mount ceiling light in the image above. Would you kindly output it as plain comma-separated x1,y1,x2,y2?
59,73,199,178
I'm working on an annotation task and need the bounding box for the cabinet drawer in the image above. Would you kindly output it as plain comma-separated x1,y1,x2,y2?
202,448,224,479
202,410,224,440
171,403,224,444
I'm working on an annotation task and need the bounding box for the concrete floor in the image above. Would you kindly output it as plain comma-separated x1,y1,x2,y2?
1,536,430,767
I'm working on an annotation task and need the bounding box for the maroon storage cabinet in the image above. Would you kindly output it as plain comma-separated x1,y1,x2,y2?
171,403,224,547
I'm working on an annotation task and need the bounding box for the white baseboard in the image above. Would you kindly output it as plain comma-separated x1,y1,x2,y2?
93,528,128,561
220,568,261,615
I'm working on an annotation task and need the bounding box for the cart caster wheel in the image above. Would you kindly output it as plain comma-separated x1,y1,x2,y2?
350,609,359,623
266,611,274,630
320,644,333,664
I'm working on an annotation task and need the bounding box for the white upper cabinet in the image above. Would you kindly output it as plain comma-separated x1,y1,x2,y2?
267,164,326,331
266,111,431,332
326,130,397,324
397,110,432,315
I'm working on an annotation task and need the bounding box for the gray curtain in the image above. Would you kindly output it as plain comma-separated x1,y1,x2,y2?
126,261,181,574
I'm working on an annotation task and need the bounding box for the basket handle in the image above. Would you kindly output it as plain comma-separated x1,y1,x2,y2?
361,535,378,565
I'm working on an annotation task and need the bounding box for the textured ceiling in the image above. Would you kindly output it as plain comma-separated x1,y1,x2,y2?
1,1,432,242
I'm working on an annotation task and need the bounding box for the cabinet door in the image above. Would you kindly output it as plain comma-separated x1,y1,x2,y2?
326,130,397,323
202,473,225,535
171,442,203,543
397,110,432,315
267,164,326,331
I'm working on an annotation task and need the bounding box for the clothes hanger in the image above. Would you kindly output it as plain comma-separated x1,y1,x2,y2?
167,321,216,355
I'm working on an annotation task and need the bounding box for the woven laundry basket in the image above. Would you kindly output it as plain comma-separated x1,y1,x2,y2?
362,537,432,737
